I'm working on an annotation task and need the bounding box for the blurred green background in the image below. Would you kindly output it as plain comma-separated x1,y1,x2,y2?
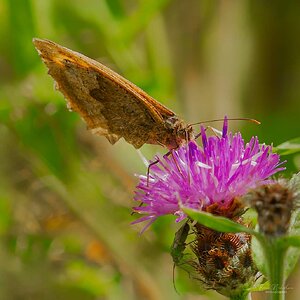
0,1,299,299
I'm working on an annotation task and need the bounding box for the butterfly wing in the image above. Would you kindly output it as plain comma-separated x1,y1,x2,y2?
33,38,175,148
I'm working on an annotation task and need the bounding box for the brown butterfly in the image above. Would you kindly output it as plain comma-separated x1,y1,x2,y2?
33,38,194,150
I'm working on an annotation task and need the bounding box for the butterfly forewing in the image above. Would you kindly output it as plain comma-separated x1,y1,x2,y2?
33,38,177,149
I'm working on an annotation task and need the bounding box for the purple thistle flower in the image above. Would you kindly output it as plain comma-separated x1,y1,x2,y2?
133,117,285,229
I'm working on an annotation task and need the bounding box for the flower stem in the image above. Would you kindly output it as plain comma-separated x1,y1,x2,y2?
263,237,287,300
230,291,251,300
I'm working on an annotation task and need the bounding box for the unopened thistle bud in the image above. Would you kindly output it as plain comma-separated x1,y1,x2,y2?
247,180,297,237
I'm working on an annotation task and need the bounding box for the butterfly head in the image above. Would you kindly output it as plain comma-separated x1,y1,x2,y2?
164,116,194,150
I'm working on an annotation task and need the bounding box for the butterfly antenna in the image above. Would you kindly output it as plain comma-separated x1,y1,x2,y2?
189,117,261,127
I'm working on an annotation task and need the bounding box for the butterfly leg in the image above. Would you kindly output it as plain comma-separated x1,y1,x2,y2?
194,126,207,140
131,157,162,216
184,130,191,185
146,157,162,186
169,150,185,180
146,149,184,186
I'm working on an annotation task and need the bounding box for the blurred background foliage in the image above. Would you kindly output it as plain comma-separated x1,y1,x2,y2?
0,0,299,299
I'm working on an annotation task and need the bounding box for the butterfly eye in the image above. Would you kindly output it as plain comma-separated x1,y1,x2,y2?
165,116,178,128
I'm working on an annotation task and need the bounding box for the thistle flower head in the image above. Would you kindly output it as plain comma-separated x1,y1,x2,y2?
133,118,285,229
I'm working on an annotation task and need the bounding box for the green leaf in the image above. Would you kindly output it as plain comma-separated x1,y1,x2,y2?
288,172,300,191
247,281,270,292
278,236,300,248
283,173,300,277
284,246,300,280
182,206,256,235
274,137,300,155
251,233,267,276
